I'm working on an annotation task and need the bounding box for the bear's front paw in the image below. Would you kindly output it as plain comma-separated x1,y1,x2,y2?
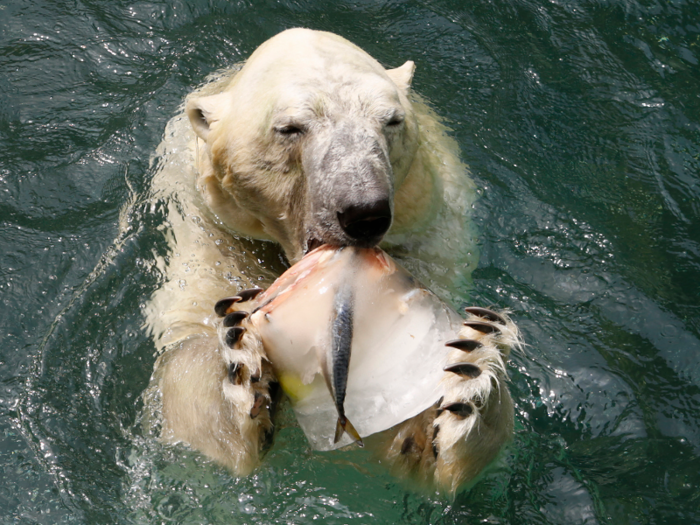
214,288,278,449
383,307,520,495
432,307,519,492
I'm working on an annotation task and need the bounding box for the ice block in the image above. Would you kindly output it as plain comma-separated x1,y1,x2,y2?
247,246,464,451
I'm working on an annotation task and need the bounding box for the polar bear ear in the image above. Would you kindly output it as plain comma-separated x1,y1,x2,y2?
386,61,415,95
186,93,229,141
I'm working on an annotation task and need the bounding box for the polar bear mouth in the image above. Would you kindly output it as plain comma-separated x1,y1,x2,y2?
305,237,324,254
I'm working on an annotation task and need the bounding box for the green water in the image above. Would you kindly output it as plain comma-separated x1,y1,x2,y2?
1,1,699,523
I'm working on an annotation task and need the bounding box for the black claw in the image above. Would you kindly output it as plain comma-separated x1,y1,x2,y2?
432,425,440,458
215,297,242,317
250,391,266,419
465,307,506,325
262,425,275,452
401,436,415,455
445,339,482,352
444,362,482,379
223,311,248,327
226,326,245,347
435,396,446,417
269,380,281,401
237,287,264,302
440,402,473,419
463,321,501,334
267,381,282,423
228,362,242,385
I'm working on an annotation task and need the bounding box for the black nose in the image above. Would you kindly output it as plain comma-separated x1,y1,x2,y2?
338,199,392,243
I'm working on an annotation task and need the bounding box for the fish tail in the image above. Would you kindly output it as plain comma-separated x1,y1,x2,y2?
334,416,364,448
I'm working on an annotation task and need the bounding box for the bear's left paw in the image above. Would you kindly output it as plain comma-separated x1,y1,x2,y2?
381,307,519,496
214,288,278,449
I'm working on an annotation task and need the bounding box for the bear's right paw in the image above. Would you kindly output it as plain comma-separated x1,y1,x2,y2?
215,289,278,449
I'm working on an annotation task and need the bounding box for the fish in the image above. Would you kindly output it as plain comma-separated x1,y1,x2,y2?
245,245,463,451
327,276,363,446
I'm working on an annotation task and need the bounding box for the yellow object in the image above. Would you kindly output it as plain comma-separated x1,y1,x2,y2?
279,373,315,403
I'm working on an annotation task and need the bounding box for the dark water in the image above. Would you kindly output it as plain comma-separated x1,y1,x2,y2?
1,1,699,523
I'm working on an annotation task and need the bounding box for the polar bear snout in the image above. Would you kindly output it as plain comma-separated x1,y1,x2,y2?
337,198,392,243
301,118,395,251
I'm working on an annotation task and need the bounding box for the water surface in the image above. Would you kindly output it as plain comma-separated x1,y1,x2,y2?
1,1,699,523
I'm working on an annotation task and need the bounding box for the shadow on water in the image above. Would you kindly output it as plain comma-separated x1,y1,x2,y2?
1,0,699,523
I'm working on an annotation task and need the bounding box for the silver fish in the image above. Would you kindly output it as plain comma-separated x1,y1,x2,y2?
326,276,363,447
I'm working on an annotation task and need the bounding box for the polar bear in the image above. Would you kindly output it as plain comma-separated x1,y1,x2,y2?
143,28,519,495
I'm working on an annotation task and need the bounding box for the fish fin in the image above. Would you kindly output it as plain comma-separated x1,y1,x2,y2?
334,418,345,444
344,417,364,448
334,417,364,448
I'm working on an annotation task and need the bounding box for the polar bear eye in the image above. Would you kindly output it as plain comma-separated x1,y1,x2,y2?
275,124,305,136
386,114,405,127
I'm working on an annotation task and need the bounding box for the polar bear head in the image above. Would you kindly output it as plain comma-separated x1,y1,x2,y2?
186,28,420,262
